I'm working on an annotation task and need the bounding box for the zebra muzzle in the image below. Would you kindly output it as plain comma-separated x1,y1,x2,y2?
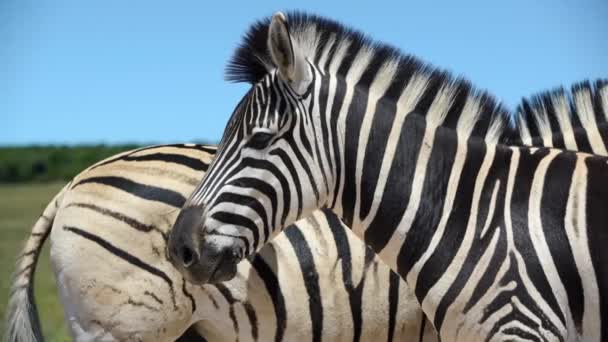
168,205,241,284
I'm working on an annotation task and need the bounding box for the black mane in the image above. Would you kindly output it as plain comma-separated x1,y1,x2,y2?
225,12,357,84
225,11,510,141
512,79,608,146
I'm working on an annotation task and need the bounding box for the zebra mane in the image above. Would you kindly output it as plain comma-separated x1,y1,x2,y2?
225,11,510,143
512,79,608,147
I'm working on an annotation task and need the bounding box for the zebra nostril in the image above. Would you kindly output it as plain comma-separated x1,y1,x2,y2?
231,249,241,261
181,246,197,268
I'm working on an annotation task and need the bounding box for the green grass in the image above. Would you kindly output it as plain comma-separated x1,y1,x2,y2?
0,183,70,341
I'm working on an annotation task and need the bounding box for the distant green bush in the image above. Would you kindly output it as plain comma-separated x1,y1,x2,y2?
0,145,141,183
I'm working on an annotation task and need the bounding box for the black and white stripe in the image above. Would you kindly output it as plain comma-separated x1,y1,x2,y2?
169,11,608,342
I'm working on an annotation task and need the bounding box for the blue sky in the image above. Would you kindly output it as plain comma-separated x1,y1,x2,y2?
2,1,607,145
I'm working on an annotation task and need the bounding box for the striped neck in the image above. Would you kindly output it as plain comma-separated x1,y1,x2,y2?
311,64,511,291
310,62,508,230
324,100,496,263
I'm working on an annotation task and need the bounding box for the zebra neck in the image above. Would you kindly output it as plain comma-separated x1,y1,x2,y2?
311,66,509,282
316,66,506,221
328,109,502,276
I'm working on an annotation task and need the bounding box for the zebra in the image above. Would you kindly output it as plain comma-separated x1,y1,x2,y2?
167,12,608,341
6,82,604,342
5,143,437,341
6,81,605,342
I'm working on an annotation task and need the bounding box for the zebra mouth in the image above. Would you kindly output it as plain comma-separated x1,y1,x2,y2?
179,254,237,285
206,249,239,283
207,261,221,283
180,243,240,285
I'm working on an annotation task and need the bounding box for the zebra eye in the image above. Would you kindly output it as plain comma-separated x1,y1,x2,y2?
247,132,274,150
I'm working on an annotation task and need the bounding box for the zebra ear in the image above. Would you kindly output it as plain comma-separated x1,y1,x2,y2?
268,12,310,92
268,12,296,81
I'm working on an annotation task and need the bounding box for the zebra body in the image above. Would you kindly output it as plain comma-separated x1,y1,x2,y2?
6,144,437,341
168,12,608,341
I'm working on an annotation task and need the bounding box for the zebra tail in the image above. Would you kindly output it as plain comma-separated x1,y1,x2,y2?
4,185,68,342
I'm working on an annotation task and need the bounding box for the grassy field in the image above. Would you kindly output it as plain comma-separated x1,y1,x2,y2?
0,183,70,341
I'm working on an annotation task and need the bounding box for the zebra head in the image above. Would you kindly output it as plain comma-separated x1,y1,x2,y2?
168,13,331,284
